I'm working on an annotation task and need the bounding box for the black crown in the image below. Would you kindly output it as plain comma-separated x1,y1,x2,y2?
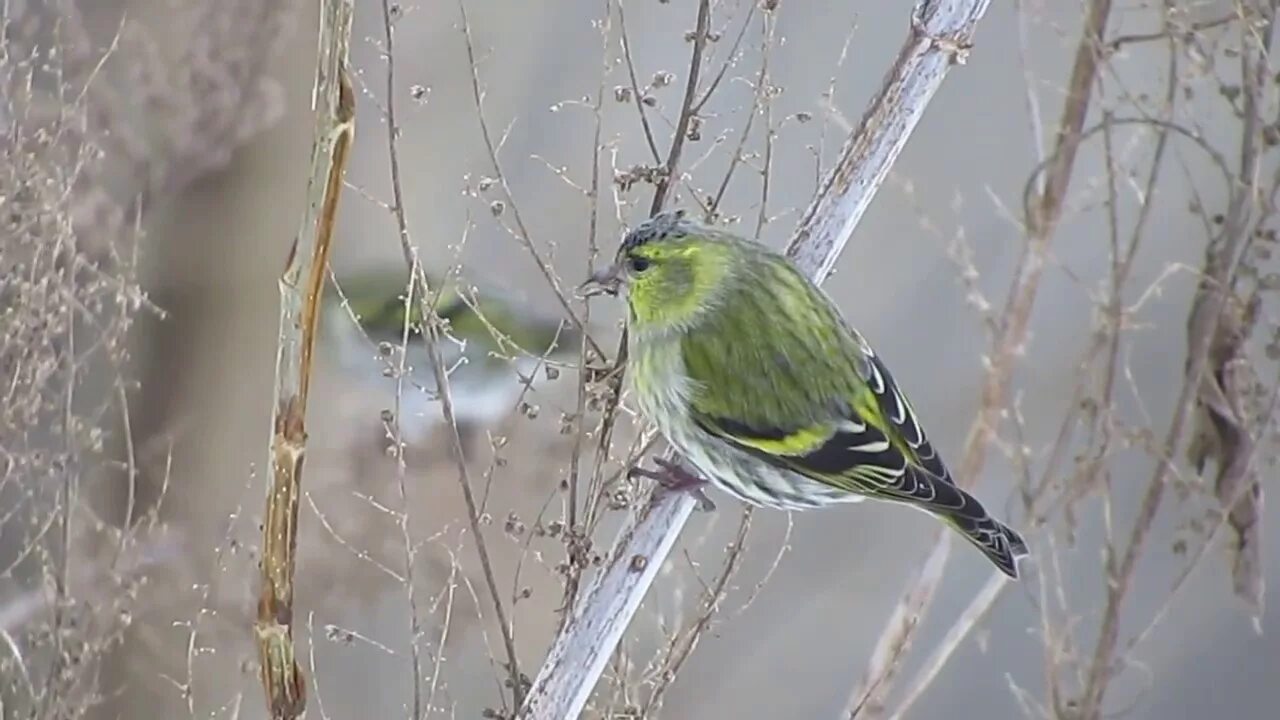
622,209,691,250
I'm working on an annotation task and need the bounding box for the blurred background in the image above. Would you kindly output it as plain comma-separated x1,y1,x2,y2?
2,0,1277,718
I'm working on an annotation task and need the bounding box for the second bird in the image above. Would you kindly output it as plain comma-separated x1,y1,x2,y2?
326,270,579,445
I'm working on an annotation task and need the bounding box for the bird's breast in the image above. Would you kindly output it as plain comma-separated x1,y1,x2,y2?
627,334,696,437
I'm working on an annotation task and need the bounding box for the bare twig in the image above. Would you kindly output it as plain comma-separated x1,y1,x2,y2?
648,0,711,215
1079,4,1275,715
253,2,354,717
640,508,753,715
383,1,525,709
388,259,427,720
691,1,758,115
615,0,663,165
786,1,990,277
457,0,602,361
1108,13,1235,51
563,0,613,613
376,5,430,717
520,2,997,718
706,6,774,222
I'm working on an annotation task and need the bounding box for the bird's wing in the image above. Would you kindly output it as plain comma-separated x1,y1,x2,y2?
679,259,959,507
841,329,951,482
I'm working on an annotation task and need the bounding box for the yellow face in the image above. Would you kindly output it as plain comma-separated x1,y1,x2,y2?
619,240,710,327
577,210,732,331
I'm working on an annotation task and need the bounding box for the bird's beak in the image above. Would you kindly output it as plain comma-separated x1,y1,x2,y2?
577,264,621,298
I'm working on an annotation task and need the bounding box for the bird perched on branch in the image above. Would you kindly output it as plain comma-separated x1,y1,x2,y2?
325,269,579,445
579,210,1028,577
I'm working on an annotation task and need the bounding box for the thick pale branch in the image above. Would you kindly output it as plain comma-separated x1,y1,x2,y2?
254,1,355,718
520,2,993,718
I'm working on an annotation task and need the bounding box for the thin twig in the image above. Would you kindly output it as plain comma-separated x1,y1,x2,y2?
1108,13,1236,50
648,0,711,215
457,0,602,360
706,5,772,222
889,15,1185,710
385,1,524,709
574,0,720,607
564,0,613,613
755,6,779,240
640,508,753,715
615,0,663,165
377,4,426,716
691,0,758,115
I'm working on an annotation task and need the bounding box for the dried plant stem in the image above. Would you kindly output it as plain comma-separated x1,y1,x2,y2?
254,1,355,718
382,0,525,709
520,2,997,718
640,508,753,715
1079,4,1274,715
615,0,663,166
844,2,1111,716
376,3,426,715
890,26,1184,712
648,0,710,215
563,0,613,613
787,1,991,277
457,0,601,360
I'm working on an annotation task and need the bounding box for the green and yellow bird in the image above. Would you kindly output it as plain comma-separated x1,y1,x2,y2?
579,210,1028,577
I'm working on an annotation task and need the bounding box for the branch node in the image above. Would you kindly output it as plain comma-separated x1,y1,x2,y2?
911,4,973,65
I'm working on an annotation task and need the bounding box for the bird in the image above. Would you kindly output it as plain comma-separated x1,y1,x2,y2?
324,268,580,446
578,210,1029,578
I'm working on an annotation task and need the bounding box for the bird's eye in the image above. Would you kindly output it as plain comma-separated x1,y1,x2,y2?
628,256,651,273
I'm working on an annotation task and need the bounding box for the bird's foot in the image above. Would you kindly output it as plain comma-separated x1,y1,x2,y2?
628,457,716,511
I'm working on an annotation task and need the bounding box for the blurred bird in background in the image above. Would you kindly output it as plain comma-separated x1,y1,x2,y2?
324,268,580,451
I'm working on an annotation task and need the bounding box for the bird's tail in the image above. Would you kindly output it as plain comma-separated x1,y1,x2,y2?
940,494,1029,579
884,467,1030,578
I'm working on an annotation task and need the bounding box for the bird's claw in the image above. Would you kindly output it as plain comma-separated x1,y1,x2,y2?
628,458,716,511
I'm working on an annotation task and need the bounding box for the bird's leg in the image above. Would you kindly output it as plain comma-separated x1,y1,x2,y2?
628,456,716,511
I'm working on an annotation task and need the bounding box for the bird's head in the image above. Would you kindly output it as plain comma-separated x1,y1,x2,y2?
578,209,734,332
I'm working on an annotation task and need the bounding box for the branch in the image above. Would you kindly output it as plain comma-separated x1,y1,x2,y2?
519,2,994,718
253,1,355,718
